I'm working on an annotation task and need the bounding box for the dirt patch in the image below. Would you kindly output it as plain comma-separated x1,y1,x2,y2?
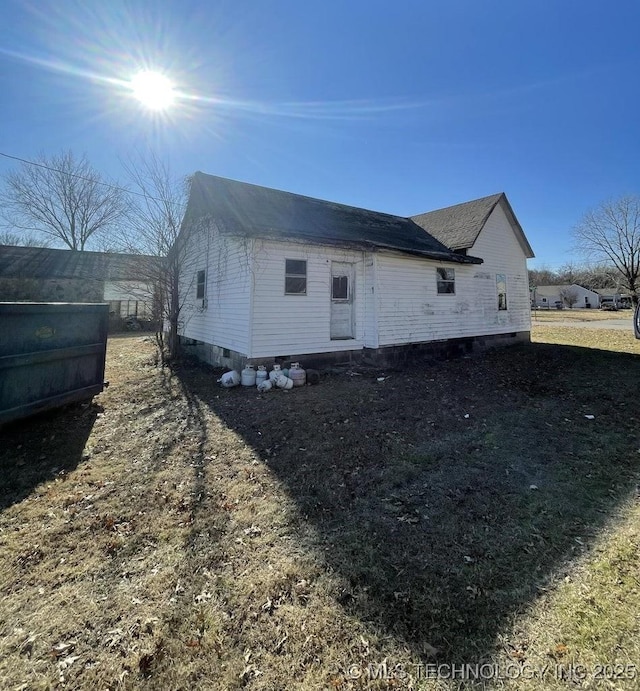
1,333,640,689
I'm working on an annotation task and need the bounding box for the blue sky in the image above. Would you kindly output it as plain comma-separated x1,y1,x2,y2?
0,0,639,268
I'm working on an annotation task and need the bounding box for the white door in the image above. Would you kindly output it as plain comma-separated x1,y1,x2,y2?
330,262,354,339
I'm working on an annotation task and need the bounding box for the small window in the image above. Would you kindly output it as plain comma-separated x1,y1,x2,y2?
436,267,455,294
332,275,349,300
285,259,307,295
196,270,206,300
497,274,507,310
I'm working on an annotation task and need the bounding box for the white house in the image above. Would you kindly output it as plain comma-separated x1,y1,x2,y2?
176,173,535,369
532,284,600,309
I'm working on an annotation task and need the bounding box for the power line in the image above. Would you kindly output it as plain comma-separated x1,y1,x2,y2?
0,151,187,208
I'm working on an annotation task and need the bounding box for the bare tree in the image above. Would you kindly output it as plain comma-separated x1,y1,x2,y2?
528,265,560,287
556,261,582,285
573,196,640,304
559,287,579,309
118,153,189,360
0,151,127,250
0,230,49,247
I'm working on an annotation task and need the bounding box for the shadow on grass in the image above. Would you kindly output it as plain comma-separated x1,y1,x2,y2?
175,342,640,662
0,401,101,511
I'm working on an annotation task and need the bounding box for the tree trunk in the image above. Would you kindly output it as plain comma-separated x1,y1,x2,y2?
167,273,180,361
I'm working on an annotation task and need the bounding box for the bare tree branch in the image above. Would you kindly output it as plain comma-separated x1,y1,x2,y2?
559,287,579,309
573,196,640,303
0,151,127,250
0,230,50,247
117,152,190,360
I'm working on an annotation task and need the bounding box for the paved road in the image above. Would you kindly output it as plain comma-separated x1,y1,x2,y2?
532,318,633,330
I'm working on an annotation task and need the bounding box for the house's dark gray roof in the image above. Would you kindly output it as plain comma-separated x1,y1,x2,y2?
0,245,158,281
411,193,535,258
534,284,587,297
184,172,483,264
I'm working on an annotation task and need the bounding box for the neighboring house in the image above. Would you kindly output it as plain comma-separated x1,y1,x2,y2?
175,173,534,369
595,288,631,309
532,284,600,309
0,245,158,326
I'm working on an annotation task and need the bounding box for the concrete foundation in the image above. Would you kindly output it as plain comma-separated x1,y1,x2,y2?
179,331,530,371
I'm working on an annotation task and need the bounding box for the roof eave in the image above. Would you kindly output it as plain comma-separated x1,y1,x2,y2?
224,230,483,264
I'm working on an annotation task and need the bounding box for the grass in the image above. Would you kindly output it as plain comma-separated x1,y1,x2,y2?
1,327,640,689
531,308,631,322
532,323,640,355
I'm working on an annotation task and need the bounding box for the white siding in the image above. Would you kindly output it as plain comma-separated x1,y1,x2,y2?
532,284,600,309
468,204,531,332
178,202,531,357
363,254,378,347
249,240,365,358
179,226,252,355
104,280,153,302
376,205,531,346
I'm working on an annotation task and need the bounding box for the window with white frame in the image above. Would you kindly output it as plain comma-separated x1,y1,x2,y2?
196,270,206,300
436,267,455,294
285,259,307,295
496,274,507,310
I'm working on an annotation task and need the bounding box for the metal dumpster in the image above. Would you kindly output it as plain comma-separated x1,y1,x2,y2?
0,303,108,425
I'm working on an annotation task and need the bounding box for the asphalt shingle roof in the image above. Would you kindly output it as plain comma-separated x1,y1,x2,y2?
534,284,581,297
0,245,157,281
411,193,534,258
184,172,483,264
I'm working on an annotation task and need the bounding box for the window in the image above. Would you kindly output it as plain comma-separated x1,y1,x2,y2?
496,274,507,310
196,270,206,300
436,267,455,294
285,259,307,294
332,275,349,300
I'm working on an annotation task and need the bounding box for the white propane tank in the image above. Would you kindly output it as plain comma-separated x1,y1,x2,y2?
255,365,268,387
275,374,294,390
289,362,306,387
220,370,240,388
257,379,273,392
269,364,282,381
241,365,256,387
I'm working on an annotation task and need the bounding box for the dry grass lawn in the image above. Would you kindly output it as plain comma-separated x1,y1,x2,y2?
1,326,640,689
531,308,630,322
532,324,640,355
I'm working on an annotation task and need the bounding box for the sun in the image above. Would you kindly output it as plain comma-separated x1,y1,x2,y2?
129,70,175,111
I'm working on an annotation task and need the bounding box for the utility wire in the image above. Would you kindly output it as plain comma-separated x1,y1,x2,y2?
0,151,187,208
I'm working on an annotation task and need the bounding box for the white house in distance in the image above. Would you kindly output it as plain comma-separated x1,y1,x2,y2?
176,172,535,369
532,284,600,309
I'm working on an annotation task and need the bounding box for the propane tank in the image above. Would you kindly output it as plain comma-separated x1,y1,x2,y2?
275,373,294,390
219,370,240,388
269,364,282,381
306,368,320,385
289,362,306,387
255,365,268,387
241,364,256,387
257,379,273,392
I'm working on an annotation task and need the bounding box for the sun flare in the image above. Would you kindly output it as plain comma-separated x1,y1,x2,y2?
130,70,175,111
